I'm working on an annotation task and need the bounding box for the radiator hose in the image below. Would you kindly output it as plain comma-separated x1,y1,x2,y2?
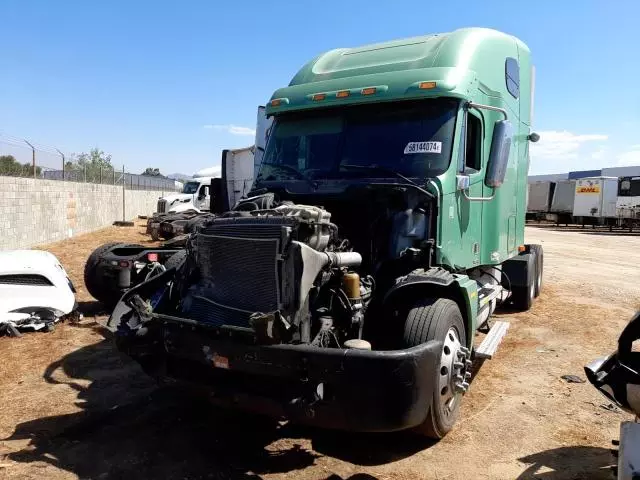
324,251,362,268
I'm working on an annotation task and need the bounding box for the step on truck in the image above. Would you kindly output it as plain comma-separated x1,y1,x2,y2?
108,27,542,438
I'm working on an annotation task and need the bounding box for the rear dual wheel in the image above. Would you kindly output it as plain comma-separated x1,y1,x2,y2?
511,244,543,311
530,244,544,297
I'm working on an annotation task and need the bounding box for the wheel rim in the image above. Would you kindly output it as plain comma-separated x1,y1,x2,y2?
536,265,542,291
438,327,463,418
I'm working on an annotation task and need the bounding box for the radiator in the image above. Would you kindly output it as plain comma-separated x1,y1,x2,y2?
184,217,295,327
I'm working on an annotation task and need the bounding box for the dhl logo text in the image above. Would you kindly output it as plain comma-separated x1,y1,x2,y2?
576,186,600,193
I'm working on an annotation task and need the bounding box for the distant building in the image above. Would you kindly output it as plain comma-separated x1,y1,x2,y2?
602,166,640,178
528,173,568,183
529,165,640,183
568,169,602,180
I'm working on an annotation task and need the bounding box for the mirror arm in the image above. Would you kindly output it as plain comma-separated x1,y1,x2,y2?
462,187,496,202
467,102,508,121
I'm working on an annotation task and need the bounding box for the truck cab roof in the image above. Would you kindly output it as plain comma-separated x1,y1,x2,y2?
267,27,531,125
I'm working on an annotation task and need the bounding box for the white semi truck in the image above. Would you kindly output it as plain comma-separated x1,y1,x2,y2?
156,176,214,214
154,145,257,215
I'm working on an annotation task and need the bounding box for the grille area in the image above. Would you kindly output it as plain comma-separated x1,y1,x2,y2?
184,216,295,328
0,274,53,286
197,234,280,312
184,296,254,328
199,216,296,239
157,199,167,213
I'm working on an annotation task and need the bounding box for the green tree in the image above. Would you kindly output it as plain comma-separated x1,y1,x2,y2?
0,154,41,176
65,148,113,181
0,155,20,174
74,148,112,169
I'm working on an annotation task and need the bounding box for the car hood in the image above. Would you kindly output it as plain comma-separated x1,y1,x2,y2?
163,194,194,203
0,250,76,316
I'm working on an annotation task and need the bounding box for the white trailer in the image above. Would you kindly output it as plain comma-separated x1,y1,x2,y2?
550,180,576,214
526,181,555,221
548,179,576,224
616,176,640,228
221,146,256,209
527,181,554,212
572,176,618,225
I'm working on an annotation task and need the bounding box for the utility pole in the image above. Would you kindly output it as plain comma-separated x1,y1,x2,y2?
24,139,36,179
122,164,125,222
55,149,65,181
113,165,133,227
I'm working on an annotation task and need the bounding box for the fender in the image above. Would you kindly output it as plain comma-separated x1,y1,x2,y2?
382,267,477,348
383,267,455,304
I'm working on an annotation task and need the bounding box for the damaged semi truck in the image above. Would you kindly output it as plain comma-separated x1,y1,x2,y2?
109,27,541,438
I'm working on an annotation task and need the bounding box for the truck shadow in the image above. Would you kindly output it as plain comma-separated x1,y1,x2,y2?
299,427,432,466
515,446,614,479
76,300,109,317
2,326,424,478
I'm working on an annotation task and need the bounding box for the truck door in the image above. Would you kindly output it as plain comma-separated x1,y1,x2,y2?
197,184,210,211
459,110,483,266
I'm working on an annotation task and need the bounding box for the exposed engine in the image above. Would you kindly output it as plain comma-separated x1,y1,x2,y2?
174,194,375,349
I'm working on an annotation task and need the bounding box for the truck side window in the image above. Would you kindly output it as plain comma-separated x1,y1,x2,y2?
199,185,209,198
619,178,631,196
505,57,519,99
465,113,482,171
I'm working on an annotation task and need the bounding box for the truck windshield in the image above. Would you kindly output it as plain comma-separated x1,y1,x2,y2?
258,99,458,183
183,181,200,194
618,177,640,197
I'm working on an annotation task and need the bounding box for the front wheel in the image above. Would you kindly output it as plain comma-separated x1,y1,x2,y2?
403,298,468,439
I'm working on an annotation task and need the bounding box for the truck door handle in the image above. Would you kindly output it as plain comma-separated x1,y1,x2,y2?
462,188,496,202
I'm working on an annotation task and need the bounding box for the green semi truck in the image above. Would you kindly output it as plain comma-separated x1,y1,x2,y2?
108,27,542,439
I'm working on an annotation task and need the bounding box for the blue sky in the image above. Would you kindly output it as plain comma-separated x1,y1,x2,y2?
1,0,639,176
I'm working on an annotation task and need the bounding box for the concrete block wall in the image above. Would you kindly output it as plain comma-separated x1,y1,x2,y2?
0,176,165,250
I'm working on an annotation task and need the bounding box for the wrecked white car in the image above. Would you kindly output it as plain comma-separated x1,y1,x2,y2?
0,250,77,336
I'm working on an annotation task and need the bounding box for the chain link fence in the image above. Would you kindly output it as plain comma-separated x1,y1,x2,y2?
0,133,181,191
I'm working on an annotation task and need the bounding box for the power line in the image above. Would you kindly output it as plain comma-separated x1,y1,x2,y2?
0,132,70,156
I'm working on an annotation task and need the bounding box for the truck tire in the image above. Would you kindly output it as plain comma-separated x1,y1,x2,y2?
511,252,536,311
84,242,121,303
529,244,543,297
164,250,187,271
84,242,141,309
403,298,467,439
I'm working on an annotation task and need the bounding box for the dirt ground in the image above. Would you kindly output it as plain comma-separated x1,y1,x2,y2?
1,221,638,480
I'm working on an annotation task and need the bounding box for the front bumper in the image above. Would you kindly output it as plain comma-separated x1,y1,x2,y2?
110,269,440,433
119,320,440,432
